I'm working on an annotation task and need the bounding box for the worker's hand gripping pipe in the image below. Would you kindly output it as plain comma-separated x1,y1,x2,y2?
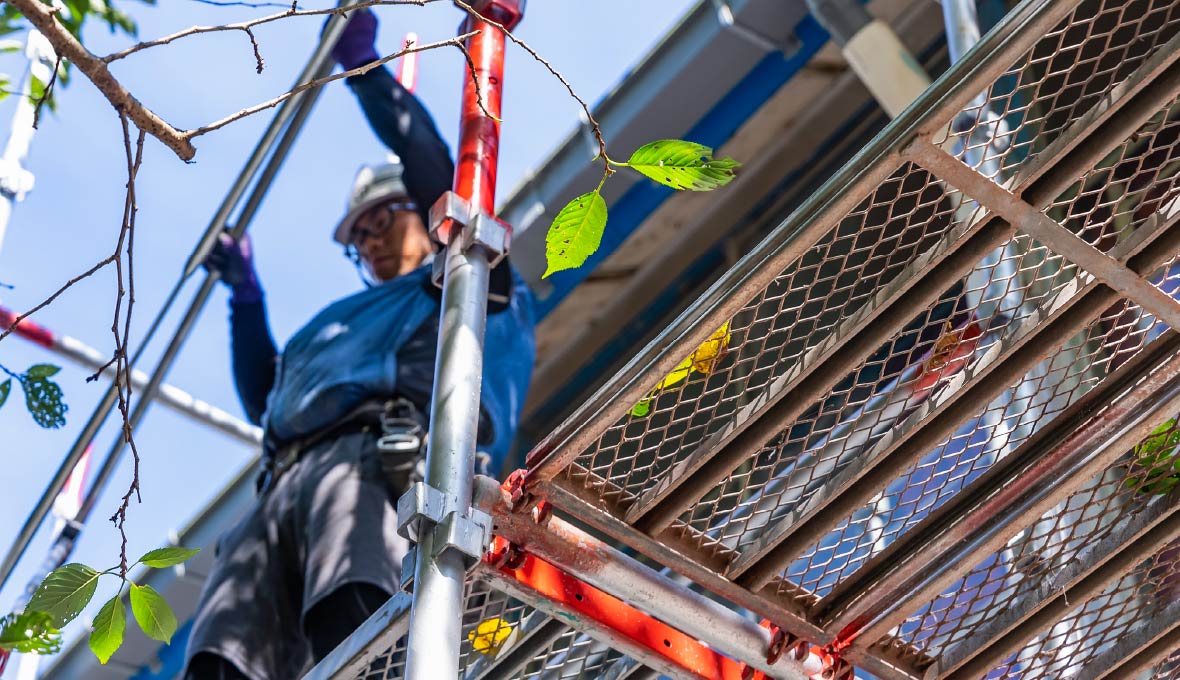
398,3,521,679
0,0,366,594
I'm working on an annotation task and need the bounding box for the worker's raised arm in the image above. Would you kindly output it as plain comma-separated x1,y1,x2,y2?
204,233,277,425
334,10,455,220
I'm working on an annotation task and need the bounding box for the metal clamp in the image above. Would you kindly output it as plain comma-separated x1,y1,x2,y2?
397,482,495,574
428,191,513,287
430,508,494,563
397,482,446,542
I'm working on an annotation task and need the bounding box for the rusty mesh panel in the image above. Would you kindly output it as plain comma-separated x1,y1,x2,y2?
1045,94,1180,252
516,629,630,679
340,583,642,679
339,581,529,679
346,634,408,680
565,164,968,510
1150,650,1180,679
668,235,1076,568
1153,256,1180,303
867,391,1177,665
779,305,1168,602
931,0,1180,182
984,538,1180,678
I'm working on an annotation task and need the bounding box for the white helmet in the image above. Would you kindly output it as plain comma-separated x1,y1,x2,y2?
333,157,414,246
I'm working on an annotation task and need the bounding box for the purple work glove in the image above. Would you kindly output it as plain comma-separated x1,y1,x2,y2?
204,232,263,305
330,8,379,71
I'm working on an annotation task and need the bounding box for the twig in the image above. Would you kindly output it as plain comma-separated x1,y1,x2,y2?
453,38,498,122
31,54,62,129
6,0,196,160
451,0,611,174
0,258,115,344
102,0,437,64
108,114,146,579
186,31,478,139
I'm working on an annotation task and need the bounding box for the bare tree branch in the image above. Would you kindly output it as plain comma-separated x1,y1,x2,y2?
5,0,197,160
186,31,478,139
102,0,438,64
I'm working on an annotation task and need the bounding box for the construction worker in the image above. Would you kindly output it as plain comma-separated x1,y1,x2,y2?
182,9,536,679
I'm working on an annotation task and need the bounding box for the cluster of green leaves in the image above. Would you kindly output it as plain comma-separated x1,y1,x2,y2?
0,0,155,108
0,363,67,428
1128,418,1180,495
0,546,199,664
543,140,740,278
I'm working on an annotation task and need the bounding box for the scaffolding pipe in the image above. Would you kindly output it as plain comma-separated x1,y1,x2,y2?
472,476,827,679
0,306,261,446
0,0,362,592
402,5,511,676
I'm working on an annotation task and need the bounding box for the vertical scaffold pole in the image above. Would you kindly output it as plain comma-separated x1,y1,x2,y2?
401,2,521,678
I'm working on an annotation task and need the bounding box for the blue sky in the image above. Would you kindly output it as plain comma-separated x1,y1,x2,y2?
0,0,693,661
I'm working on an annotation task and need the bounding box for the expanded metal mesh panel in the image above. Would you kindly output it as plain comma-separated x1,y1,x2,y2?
337,582,643,680
1151,650,1180,679
985,540,1180,679
686,235,1077,573
520,0,1180,678
568,164,969,508
516,630,629,679
932,0,1180,182
782,303,1169,600
347,635,408,680
872,408,1179,664
1046,94,1180,252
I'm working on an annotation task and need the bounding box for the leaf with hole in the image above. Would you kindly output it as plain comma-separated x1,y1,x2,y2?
21,370,67,429
137,546,200,569
626,140,739,191
130,584,177,643
27,563,101,627
89,596,125,664
0,610,62,655
544,190,607,279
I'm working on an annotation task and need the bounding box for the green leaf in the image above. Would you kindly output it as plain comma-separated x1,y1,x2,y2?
625,140,740,191
630,399,651,418
0,378,10,409
1130,418,1180,495
0,610,62,655
89,596,125,664
137,546,200,569
25,363,61,378
21,370,67,429
27,563,101,627
544,190,607,278
129,584,176,643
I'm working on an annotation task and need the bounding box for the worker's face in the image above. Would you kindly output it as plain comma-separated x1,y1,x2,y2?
350,203,434,282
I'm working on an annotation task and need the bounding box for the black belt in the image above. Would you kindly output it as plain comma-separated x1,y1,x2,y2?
256,398,426,495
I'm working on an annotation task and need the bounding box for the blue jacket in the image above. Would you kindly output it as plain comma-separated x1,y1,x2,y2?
225,65,536,473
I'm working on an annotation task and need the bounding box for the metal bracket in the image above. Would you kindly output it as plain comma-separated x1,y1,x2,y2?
428,190,513,287
397,481,446,543
396,481,495,584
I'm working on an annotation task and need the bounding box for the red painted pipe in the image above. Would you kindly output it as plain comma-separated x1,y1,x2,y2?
452,14,506,220
0,306,54,349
